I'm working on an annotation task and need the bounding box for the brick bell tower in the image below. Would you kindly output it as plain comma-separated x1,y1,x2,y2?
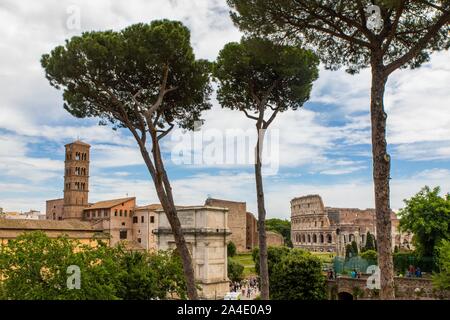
63,140,90,220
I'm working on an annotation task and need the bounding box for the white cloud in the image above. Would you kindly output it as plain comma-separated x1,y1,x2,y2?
311,51,450,161
164,104,353,171
319,166,366,176
3,160,450,221
393,141,450,161
386,51,450,145
90,144,145,169
0,135,62,183
0,0,449,216
84,167,450,220
311,67,372,114
413,168,450,180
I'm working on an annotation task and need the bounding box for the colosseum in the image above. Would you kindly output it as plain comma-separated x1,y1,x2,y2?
290,195,412,255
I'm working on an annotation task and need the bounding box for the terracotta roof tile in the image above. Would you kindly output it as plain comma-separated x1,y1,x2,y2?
0,218,98,231
135,204,162,211
65,140,91,147
84,197,135,210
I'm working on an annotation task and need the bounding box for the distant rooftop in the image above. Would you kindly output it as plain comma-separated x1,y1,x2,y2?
326,207,376,211
0,218,99,231
205,198,246,204
291,194,322,202
84,197,135,210
135,204,163,211
155,205,229,212
65,140,91,147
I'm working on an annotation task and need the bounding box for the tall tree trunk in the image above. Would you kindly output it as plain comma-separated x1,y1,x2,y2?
255,128,270,300
370,63,395,300
154,180,199,300
137,140,199,300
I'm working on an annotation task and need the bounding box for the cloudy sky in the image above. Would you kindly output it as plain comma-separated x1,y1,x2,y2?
0,0,449,218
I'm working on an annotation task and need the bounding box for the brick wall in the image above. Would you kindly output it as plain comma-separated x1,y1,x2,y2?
205,198,247,252
266,231,284,247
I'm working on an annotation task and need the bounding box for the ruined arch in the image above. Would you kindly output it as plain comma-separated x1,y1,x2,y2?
338,292,353,300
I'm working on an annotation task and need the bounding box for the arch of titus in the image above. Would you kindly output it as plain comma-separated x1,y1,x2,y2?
290,195,412,255
154,206,231,299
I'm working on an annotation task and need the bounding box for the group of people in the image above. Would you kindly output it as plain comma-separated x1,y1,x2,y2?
230,277,260,299
406,265,422,278
327,268,362,279
350,269,362,279
327,265,424,279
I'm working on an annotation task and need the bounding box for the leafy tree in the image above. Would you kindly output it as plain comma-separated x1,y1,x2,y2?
0,232,187,300
270,249,326,300
214,37,319,299
228,0,450,300
361,249,378,262
364,231,377,252
345,242,360,260
393,252,435,273
398,186,450,257
252,246,291,276
351,240,359,256
266,218,292,247
117,250,187,300
345,244,355,260
228,259,245,282
148,249,188,299
0,282,5,300
227,241,237,257
116,251,157,300
432,240,450,291
0,231,121,299
41,20,213,299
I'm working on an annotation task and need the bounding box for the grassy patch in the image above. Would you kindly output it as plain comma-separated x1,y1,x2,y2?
233,253,256,277
310,252,335,264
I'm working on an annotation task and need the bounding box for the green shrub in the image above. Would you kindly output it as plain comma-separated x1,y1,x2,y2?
227,241,237,257
352,286,364,299
265,219,292,247
252,246,290,275
0,231,187,300
364,232,376,251
228,259,244,282
270,249,326,300
432,240,450,291
360,249,378,262
393,252,435,273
